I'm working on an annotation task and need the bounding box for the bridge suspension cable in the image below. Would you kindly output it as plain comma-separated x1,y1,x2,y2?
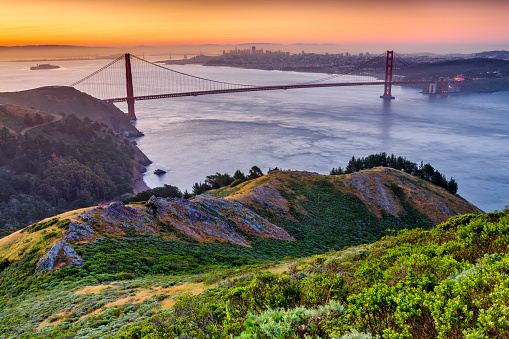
71,51,409,101
393,52,429,81
71,54,256,101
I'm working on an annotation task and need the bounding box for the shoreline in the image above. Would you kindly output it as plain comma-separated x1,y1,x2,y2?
133,176,150,194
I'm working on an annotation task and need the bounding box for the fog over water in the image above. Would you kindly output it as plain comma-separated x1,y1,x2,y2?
0,60,508,212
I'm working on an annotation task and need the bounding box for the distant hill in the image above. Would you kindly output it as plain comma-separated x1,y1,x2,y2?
410,57,509,92
473,50,509,60
0,86,143,137
412,57,509,79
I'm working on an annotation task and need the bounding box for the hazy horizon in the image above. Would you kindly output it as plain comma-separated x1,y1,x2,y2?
1,43,508,61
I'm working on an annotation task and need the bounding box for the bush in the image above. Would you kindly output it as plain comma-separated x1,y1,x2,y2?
230,179,244,187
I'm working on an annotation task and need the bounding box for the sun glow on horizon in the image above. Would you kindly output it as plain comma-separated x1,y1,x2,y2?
1,0,509,48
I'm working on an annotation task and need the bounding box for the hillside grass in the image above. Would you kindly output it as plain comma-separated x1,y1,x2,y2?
0,211,507,338
115,211,509,339
0,104,55,134
0,168,487,338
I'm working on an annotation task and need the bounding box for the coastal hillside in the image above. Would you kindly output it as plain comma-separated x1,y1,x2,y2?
0,100,150,236
0,86,142,137
0,168,481,267
0,168,484,338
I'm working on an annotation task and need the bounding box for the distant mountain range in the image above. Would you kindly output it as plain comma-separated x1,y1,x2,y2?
2,44,508,59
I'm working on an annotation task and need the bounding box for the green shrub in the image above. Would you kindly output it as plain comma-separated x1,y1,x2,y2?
230,179,244,187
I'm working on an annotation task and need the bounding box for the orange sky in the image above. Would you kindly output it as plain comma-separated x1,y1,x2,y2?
2,0,509,47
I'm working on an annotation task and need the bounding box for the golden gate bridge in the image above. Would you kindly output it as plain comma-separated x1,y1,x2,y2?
71,51,454,120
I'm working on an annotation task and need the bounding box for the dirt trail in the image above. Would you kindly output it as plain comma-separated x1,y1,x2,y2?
20,114,62,135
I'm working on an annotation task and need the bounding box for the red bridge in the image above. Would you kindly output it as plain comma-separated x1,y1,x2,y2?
71,51,456,120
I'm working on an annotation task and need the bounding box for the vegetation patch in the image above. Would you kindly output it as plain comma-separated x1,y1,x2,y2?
0,114,146,236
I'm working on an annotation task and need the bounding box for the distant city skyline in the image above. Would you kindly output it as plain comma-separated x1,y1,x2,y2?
2,0,509,54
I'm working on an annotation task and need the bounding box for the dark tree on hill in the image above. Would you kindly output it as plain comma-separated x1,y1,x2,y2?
419,162,435,181
34,113,44,125
248,166,264,179
234,170,247,181
23,114,34,126
331,153,459,194
447,178,458,195
330,167,344,175
191,166,264,195
192,182,213,195
205,172,235,189
124,184,183,203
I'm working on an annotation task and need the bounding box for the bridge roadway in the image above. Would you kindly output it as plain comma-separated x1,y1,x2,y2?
105,80,437,103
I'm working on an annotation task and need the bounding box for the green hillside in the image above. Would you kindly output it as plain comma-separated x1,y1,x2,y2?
0,110,149,236
115,210,509,339
0,168,486,338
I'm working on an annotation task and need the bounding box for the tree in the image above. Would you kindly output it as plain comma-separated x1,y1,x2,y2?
34,113,44,125
447,178,458,194
205,172,235,189
248,166,263,179
124,184,183,203
193,181,213,195
419,162,435,181
233,170,247,181
330,167,343,175
23,113,34,126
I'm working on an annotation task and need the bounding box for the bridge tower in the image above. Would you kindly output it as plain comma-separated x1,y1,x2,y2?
380,50,395,99
124,53,136,120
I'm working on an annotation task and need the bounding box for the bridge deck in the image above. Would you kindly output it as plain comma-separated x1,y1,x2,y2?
105,80,436,103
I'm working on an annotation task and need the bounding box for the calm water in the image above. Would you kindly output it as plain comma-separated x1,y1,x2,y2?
0,59,508,212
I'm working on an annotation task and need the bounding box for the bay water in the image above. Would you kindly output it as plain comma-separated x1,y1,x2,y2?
0,59,508,212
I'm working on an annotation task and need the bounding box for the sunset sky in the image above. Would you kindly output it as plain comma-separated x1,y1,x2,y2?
2,0,509,51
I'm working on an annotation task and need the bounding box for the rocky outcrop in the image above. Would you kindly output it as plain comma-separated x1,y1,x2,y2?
236,183,290,214
36,241,84,273
196,194,294,241
340,168,483,223
63,223,96,242
101,202,157,235
347,171,399,217
103,202,139,220
143,195,295,245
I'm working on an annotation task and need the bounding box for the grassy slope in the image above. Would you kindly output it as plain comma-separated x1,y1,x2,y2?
0,168,484,338
2,212,507,339
0,103,56,134
0,87,141,136
117,211,509,338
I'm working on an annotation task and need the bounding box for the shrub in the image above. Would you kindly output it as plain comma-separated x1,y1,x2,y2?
230,179,244,187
